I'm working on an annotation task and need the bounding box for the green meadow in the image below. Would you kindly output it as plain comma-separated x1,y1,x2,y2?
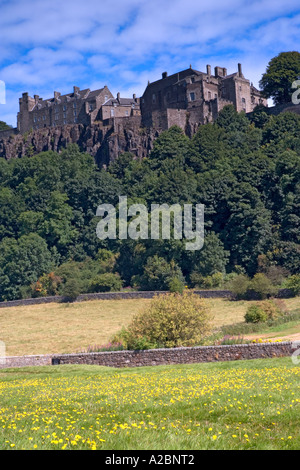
0,357,299,450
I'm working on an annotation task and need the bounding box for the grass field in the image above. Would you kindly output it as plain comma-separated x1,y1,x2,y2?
0,296,299,356
0,357,299,450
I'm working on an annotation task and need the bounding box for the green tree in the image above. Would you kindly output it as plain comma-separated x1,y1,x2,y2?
39,191,77,257
187,232,229,279
259,51,300,105
0,121,11,131
89,272,123,292
139,255,184,291
0,233,53,301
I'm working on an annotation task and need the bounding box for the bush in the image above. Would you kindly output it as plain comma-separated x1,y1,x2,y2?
61,278,81,302
113,291,212,349
168,276,184,293
284,274,300,296
89,273,123,292
227,274,251,299
139,256,184,291
31,272,62,298
250,273,278,299
244,305,268,323
257,299,281,321
190,271,224,289
228,273,278,300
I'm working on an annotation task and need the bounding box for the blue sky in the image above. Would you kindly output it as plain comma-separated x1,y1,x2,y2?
0,0,300,127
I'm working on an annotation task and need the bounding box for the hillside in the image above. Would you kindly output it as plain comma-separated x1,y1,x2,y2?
0,104,299,303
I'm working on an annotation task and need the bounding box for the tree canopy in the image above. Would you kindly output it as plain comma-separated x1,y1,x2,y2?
0,106,299,301
259,51,300,105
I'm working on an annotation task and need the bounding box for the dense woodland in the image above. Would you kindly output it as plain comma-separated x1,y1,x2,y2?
0,104,299,301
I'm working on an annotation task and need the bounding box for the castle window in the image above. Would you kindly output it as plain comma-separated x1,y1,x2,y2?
89,103,94,111
73,102,77,108
242,97,246,103
111,109,114,117
152,93,156,104
125,110,129,116
63,112,66,118
42,115,46,121
55,114,59,120
208,91,211,100
74,117,77,123
63,105,67,111
190,92,195,101
73,110,77,117
63,119,67,124
34,116,37,123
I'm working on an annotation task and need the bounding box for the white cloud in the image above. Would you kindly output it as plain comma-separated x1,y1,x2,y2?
1,0,300,126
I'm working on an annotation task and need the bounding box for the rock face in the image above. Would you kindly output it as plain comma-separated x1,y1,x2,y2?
0,116,161,167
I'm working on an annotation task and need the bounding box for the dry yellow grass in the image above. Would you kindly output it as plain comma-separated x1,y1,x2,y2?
0,296,299,356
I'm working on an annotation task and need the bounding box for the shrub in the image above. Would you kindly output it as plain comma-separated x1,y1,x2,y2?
61,278,81,302
114,291,212,349
250,273,278,299
190,271,224,289
228,273,278,300
31,272,62,298
89,273,123,292
168,276,184,293
139,256,184,291
244,305,268,323
257,299,281,321
227,274,251,299
284,274,300,296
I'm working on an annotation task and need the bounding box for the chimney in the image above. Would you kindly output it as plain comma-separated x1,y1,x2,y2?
73,86,80,95
162,71,168,79
133,93,136,101
238,63,242,77
34,94,39,104
206,65,211,77
54,91,61,100
117,92,120,102
223,68,227,76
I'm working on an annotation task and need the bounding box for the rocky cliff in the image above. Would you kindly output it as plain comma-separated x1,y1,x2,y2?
0,116,161,167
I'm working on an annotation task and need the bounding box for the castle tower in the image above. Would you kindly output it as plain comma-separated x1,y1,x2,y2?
17,93,36,133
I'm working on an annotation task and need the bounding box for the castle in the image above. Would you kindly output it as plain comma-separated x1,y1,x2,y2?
16,63,267,135
17,86,141,134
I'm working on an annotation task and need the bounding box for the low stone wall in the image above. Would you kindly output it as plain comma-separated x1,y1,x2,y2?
0,354,52,369
0,288,294,309
52,342,294,368
0,342,295,370
0,290,233,308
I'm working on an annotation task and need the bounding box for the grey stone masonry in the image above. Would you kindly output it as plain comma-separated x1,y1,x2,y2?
0,342,295,370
